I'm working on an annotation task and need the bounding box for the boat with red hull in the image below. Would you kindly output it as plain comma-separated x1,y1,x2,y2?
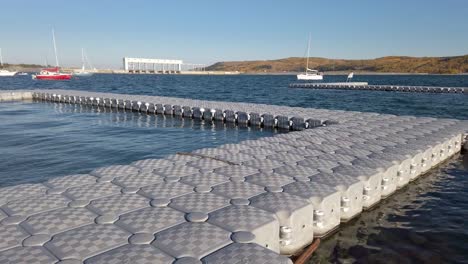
33,29,72,81
32,67,72,80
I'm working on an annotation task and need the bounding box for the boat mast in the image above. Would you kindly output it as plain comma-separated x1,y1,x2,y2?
305,34,311,73
52,29,59,67
83,50,95,70
81,48,85,70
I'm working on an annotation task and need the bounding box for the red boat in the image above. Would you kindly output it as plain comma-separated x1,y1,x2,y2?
32,30,73,80
32,67,72,80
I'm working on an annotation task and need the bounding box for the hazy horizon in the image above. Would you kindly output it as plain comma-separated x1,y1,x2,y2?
1,0,467,69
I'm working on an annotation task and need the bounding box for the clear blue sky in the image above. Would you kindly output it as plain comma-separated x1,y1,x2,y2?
1,0,467,68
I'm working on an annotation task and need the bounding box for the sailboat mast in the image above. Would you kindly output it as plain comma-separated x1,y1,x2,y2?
81,48,85,70
52,29,59,67
305,34,311,72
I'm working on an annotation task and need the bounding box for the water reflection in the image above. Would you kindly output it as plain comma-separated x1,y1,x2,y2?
462,153,468,170
310,155,468,264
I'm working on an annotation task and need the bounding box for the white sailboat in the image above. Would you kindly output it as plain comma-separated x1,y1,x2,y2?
0,48,17,77
297,35,323,81
346,72,354,82
73,48,95,76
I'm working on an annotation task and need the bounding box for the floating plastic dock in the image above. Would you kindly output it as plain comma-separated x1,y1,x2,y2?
289,82,468,94
0,89,467,264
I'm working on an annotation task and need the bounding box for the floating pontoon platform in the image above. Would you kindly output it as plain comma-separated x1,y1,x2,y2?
0,90,467,263
290,82,468,94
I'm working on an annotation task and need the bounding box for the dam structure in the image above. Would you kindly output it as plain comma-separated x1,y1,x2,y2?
0,89,467,263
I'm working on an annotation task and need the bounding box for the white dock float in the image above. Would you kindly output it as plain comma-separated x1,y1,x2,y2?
309,172,364,221
250,192,315,255
208,204,281,254
282,181,341,237
0,91,33,102
0,89,467,263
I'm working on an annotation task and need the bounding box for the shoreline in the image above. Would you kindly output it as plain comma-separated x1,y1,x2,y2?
2,66,467,76
237,72,468,76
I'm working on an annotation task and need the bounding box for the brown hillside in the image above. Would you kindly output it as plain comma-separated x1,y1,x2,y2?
206,55,468,74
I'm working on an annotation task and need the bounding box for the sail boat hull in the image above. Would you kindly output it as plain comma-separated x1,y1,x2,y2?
297,74,323,80
0,70,17,77
33,68,72,80
33,74,72,80
73,71,94,77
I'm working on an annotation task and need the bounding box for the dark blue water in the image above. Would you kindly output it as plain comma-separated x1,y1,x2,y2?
1,74,467,263
2,74,468,119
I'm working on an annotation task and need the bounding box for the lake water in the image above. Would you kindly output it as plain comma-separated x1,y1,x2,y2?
2,74,468,119
1,74,467,263
0,101,276,187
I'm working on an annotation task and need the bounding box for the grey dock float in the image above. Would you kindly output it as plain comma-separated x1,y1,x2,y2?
0,89,468,263
31,89,360,131
289,82,468,94
0,91,33,101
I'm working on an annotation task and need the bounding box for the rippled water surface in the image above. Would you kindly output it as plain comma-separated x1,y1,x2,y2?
1,74,467,263
311,156,468,264
0,101,277,187
2,74,468,119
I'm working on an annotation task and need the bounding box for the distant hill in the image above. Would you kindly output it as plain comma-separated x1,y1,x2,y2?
0,63,44,72
206,55,468,74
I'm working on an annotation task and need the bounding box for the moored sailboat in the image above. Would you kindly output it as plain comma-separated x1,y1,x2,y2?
32,67,72,80
32,29,72,80
73,48,95,77
0,48,17,77
297,34,323,81
0,70,17,77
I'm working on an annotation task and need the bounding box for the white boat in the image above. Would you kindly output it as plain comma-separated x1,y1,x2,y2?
73,71,94,77
346,72,354,82
73,48,95,76
297,69,323,80
0,48,17,77
297,35,323,81
0,70,17,76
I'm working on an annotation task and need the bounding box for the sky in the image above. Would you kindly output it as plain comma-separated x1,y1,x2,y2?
0,0,467,68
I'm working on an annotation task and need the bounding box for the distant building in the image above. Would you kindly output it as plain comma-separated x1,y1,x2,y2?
123,57,183,73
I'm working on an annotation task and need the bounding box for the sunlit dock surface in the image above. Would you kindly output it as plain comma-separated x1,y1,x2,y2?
0,90,467,263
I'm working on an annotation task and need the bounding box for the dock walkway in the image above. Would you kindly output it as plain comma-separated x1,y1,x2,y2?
289,82,468,94
0,89,467,263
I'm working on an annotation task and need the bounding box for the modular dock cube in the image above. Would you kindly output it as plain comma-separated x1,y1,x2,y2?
208,205,281,253
282,181,341,237
250,192,314,255
332,165,383,209
310,172,364,222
